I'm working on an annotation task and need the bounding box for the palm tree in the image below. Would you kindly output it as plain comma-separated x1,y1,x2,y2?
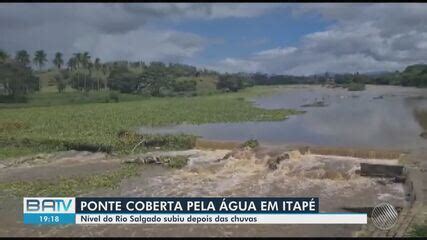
81,52,91,91
71,53,84,91
67,56,78,89
73,53,83,69
94,58,101,90
94,58,101,71
0,49,9,62
15,50,30,66
67,56,76,71
33,50,47,71
102,63,109,90
53,52,64,69
81,52,91,68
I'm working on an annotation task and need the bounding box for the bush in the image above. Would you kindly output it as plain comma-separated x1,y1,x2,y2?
346,82,366,91
107,67,139,93
173,79,197,92
0,61,39,97
0,94,28,103
54,74,67,93
241,139,259,149
108,91,120,102
409,224,427,237
159,155,188,169
217,74,245,92
142,134,197,150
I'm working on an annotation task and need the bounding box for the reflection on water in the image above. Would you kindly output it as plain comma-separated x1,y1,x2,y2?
139,85,427,151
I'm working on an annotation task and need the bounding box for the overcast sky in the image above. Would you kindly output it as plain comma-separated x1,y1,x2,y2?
1,3,427,75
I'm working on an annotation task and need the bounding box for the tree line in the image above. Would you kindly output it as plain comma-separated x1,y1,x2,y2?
0,49,218,99
1,48,427,101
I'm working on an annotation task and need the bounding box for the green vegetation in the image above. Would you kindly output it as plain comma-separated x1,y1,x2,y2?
0,141,64,160
118,131,197,153
3,48,427,106
398,64,427,87
0,60,39,101
0,164,140,197
33,50,47,71
158,155,189,169
241,139,259,149
409,224,427,237
345,82,366,91
15,50,30,66
251,64,427,88
0,91,147,109
217,73,253,92
0,87,297,159
0,49,229,102
355,64,427,87
0,48,307,160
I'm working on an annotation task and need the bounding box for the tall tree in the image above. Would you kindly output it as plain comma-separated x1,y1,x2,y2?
67,56,77,89
94,58,101,90
0,49,9,62
81,52,91,68
67,56,77,71
73,53,83,69
102,63,110,90
53,52,64,69
81,52,91,91
15,50,30,66
94,58,101,71
0,61,39,98
71,53,83,91
33,50,47,71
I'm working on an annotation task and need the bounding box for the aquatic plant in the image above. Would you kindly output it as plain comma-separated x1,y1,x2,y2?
241,139,259,149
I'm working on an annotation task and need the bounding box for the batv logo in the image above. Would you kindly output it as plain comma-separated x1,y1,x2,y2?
24,197,75,214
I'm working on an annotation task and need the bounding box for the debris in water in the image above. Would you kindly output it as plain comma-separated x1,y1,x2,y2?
266,150,303,170
123,156,159,164
267,152,290,170
300,101,328,108
373,95,384,100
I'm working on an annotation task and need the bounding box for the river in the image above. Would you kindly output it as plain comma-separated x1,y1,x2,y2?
139,85,427,152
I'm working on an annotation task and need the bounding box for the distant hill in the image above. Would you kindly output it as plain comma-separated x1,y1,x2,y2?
400,64,427,87
402,64,427,74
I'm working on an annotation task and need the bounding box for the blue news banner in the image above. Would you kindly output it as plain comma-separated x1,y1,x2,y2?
23,197,367,225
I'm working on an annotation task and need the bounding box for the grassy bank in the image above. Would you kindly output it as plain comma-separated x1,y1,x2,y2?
409,224,427,237
0,164,141,197
0,91,148,109
0,86,299,159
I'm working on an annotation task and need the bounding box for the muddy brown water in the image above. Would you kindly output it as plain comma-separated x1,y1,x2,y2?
0,148,407,237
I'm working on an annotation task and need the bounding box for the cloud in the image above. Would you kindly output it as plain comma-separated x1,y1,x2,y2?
0,3,280,63
211,3,427,75
2,3,427,74
0,3,280,34
73,28,205,62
